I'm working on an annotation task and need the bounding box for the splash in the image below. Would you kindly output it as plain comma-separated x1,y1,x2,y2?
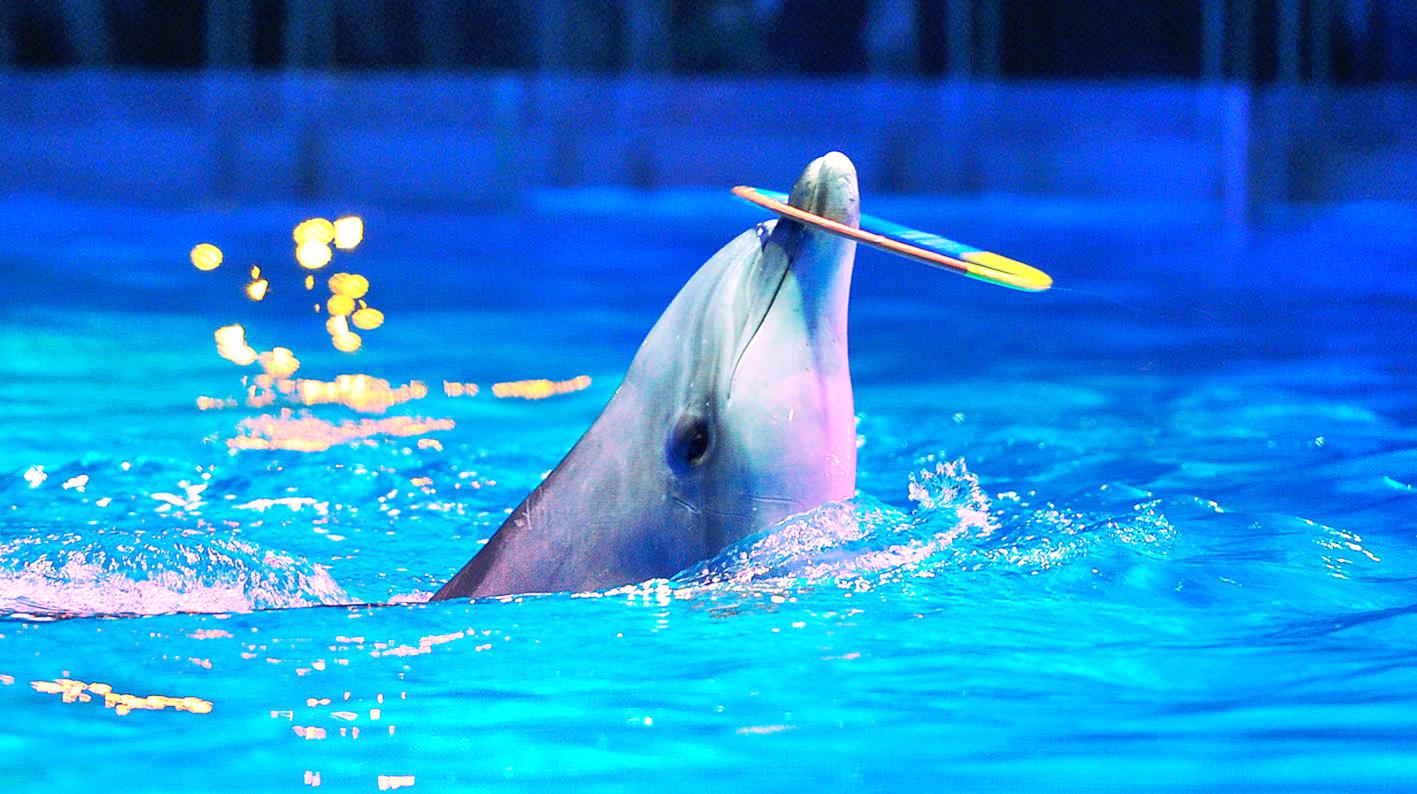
673,457,1172,593
0,533,348,617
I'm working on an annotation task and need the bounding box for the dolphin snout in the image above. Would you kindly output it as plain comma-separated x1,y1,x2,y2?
778,152,859,314
788,151,860,229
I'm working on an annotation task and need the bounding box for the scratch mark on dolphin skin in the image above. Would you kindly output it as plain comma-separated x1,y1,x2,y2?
749,495,803,509
672,496,701,515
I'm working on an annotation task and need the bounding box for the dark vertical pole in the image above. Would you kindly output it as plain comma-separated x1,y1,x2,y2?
1231,0,1253,83
418,0,462,69
1354,0,1375,82
284,0,335,69
60,0,110,66
1203,0,1226,81
526,0,569,71
624,0,670,72
1278,0,1301,82
945,0,973,78
865,0,920,74
1309,0,1332,83
1273,0,1302,209
207,0,255,68
0,2,16,66
976,0,1001,78
208,0,229,67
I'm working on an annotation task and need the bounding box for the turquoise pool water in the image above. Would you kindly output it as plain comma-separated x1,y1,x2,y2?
0,193,1415,791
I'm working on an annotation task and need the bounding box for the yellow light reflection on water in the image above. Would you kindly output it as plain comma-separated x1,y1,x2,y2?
187,215,599,450
377,775,415,791
215,324,258,366
259,347,301,378
333,216,364,250
192,213,395,392
228,410,454,452
351,307,384,330
293,218,335,245
328,273,369,299
190,243,223,271
292,375,427,413
31,678,212,716
492,375,592,400
297,241,333,270
332,332,362,353
327,295,355,316
246,381,277,408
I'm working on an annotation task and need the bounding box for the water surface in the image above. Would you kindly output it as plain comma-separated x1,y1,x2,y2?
1,193,1414,791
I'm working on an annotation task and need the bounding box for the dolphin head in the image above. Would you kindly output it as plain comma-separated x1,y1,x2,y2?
434,152,860,599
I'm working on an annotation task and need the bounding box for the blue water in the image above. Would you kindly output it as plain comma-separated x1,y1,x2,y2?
1,192,1415,791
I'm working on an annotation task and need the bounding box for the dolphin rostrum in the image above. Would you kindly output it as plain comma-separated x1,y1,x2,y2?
433,152,860,599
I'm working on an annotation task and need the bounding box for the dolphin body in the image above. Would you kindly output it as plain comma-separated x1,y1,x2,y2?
433,152,860,599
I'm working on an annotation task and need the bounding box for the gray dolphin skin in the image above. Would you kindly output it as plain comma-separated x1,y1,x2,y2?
432,152,860,599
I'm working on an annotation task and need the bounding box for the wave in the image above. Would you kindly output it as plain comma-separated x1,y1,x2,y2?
671,456,1175,593
1,453,1175,616
0,531,347,618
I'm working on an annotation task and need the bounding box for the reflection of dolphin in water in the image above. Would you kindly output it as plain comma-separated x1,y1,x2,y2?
434,152,860,599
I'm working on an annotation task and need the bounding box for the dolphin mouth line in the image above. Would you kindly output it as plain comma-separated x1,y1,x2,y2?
726,224,799,399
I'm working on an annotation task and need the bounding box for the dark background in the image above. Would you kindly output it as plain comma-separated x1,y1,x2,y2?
1,2,1413,210
4,0,1414,83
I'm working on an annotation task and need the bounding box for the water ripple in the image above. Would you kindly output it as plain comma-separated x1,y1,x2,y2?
0,529,347,618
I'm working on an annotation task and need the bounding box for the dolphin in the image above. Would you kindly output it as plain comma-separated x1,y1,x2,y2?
433,152,860,599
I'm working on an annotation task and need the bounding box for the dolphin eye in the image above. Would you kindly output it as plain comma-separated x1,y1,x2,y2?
668,413,713,471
